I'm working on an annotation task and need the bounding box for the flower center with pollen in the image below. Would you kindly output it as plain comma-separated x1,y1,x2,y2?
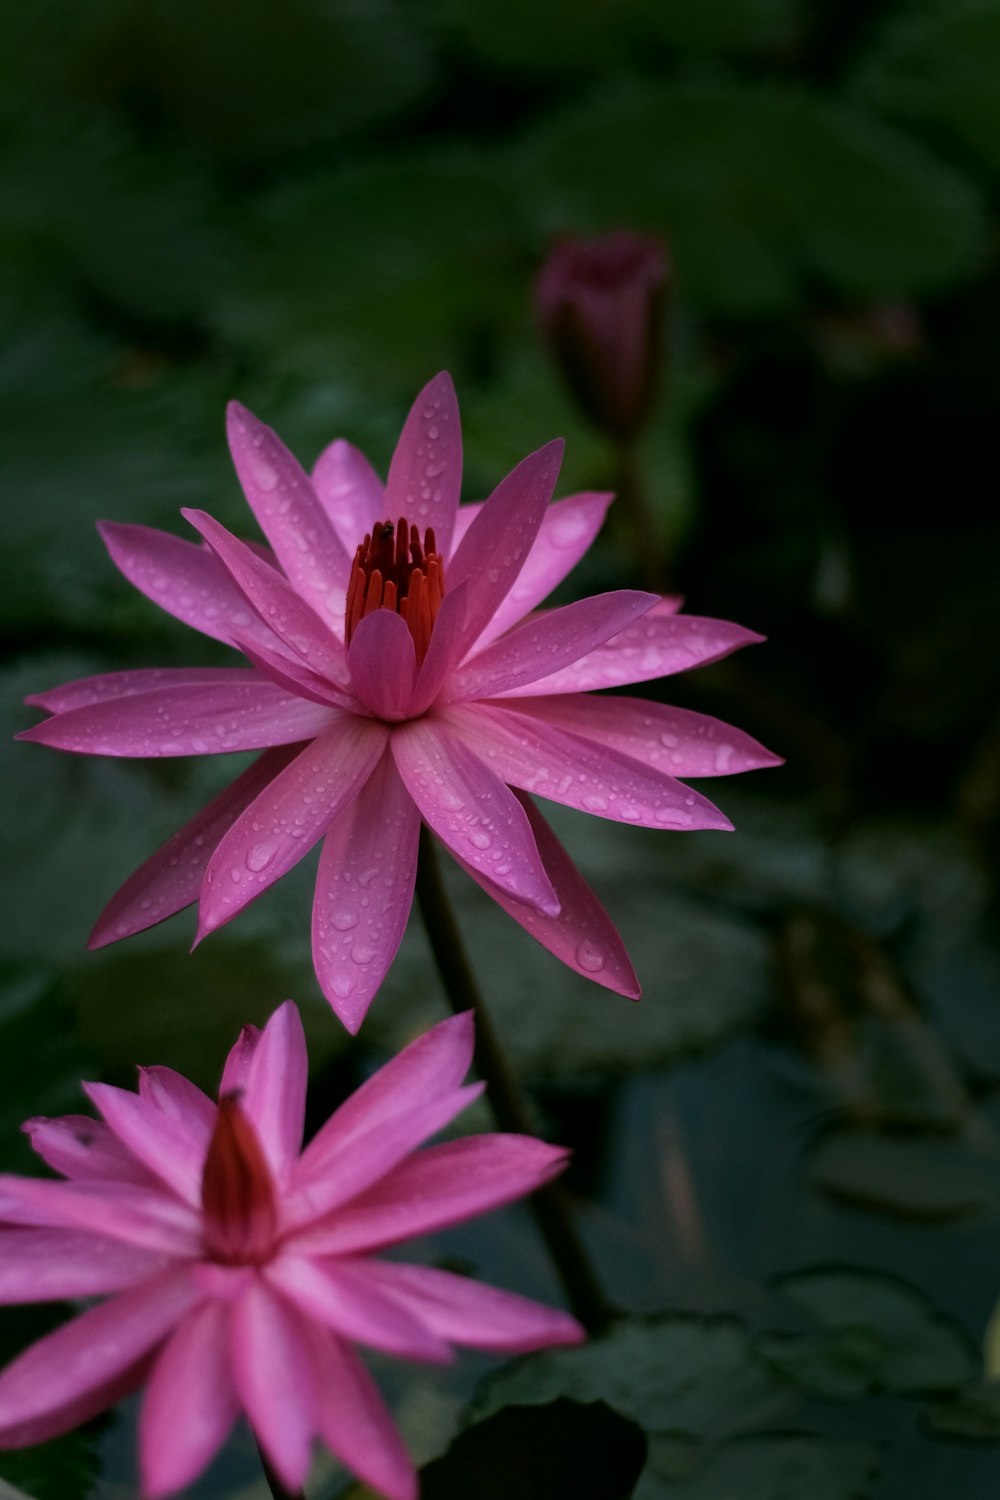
345,517,445,666
201,1094,277,1264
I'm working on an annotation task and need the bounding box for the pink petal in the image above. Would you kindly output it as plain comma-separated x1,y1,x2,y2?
308,1329,417,1500
140,1301,240,1499
446,589,657,702
357,1260,584,1352
510,695,783,777
234,632,355,708
348,609,417,720
220,1023,262,1096
266,1255,452,1362
406,579,469,717
446,439,564,657
226,402,351,628
312,438,386,559
138,1067,216,1140
97,521,284,653
19,675,335,757
390,717,559,913
23,1115,157,1185
454,792,640,998
311,752,420,1033
82,1083,205,1206
444,703,733,831
0,1228,169,1303
385,372,462,558
0,1177,200,1255
88,744,301,949
25,667,248,715
241,1001,307,1183
197,718,388,939
229,1279,316,1492
498,605,765,695
447,499,482,555
0,1268,197,1449
295,1135,568,1256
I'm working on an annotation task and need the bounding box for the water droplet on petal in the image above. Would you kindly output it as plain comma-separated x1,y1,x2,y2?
331,909,358,932
575,939,606,973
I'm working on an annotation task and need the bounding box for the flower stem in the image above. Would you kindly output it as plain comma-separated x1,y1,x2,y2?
415,826,614,1335
613,443,669,594
257,1441,305,1500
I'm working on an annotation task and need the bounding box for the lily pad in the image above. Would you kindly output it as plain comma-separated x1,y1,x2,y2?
809,1129,1000,1222
636,1433,881,1500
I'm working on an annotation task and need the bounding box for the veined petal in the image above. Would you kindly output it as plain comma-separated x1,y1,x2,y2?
446,589,657,702
19,676,335,758
390,717,559,914
139,1067,216,1140
356,1260,584,1352
312,438,385,561
312,752,420,1033
308,1329,417,1500
446,439,563,657
140,1301,240,1499
88,745,302,950
348,610,416,720
26,667,249,715
197,718,388,940
23,1115,157,1185
0,1228,169,1303
0,1177,201,1255
266,1255,452,1363
229,1279,316,1493
226,401,351,629
444,703,733,831
385,372,461,559
82,1083,205,1206
241,1001,307,1184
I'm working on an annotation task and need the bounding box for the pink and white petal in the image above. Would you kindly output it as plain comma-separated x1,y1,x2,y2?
384,372,462,558
88,744,301,950
498,607,765,696
197,718,388,940
0,1177,201,1255
0,1268,198,1449
446,589,657,702
226,402,351,628
348,610,417,720
311,752,420,1034
472,491,614,648
312,438,386,559
446,439,564,657
357,1261,584,1352
23,1115,156,1185
83,1083,205,1205
308,1329,417,1500
241,1001,307,1183
140,1301,240,1499
510,695,783,778
406,579,469,718
266,1255,452,1363
97,521,282,653
229,1279,316,1493
18,677,336,758
294,1135,568,1256
390,717,559,914
25,667,247,715
0,1228,169,1303
219,1023,262,1097
445,703,733,831
139,1067,215,1142
454,794,640,999
296,1011,474,1187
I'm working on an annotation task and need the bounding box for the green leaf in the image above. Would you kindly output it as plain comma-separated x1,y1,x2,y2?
809,1128,1000,1221
925,1382,1000,1443
637,1433,881,1500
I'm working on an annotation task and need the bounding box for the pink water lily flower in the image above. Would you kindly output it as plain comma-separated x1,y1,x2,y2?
0,1003,581,1499
20,373,778,1030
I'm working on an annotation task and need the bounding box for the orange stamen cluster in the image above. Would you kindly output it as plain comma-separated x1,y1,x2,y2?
345,517,445,665
201,1094,277,1264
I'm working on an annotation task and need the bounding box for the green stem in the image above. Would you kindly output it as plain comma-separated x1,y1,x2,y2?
613,443,669,594
415,826,614,1335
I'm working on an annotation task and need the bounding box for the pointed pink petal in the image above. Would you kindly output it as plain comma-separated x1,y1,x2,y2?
385,373,461,558
197,718,388,939
266,1255,452,1362
82,1083,205,1206
226,402,351,628
138,1068,216,1138
509,695,783,777
88,745,301,950
234,632,355,708
0,1268,197,1449
308,1329,417,1500
447,589,657,702
25,667,250,715
220,1023,262,1096
446,439,564,657
498,605,765,695
445,703,733,831
357,1261,584,1352
311,753,420,1033
312,438,386,559
406,579,469,717
390,717,559,913
454,792,640,998
140,1301,240,1499
23,1115,157,1184
241,1001,307,1183
348,609,417,720
0,1228,169,1303
0,1177,200,1255
294,1135,568,1256
98,520,284,653
229,1279,315,1493
19,676,335,757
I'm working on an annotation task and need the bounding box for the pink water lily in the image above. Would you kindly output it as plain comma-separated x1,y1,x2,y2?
19,373,778,1030
0,1004,581,1499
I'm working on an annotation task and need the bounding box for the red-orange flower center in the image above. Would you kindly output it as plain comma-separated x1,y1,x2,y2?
201,1094,277,1264
345,516,445,666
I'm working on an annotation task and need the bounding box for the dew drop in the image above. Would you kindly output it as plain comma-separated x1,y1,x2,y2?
246,840,278,873
575,939,606,973
331,909,358,932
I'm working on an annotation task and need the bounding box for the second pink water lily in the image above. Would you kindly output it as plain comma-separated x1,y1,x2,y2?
20,373,779,1030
